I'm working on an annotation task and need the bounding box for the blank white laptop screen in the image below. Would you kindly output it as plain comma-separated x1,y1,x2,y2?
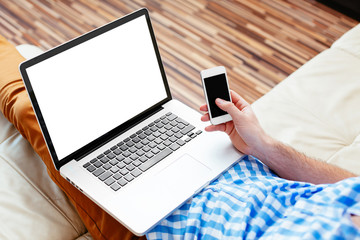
25,15,167,161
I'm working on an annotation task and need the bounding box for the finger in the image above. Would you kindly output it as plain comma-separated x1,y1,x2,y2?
199,104,208,112
215,98,241,118
201,113,210,122
204,124,226,132
230,90,249,110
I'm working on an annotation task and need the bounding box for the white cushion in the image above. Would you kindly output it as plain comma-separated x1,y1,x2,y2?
253,24,360,175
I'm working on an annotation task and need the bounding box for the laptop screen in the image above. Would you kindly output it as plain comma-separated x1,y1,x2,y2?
22,11,169,166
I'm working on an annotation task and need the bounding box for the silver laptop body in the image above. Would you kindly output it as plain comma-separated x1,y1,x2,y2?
20,8,241,235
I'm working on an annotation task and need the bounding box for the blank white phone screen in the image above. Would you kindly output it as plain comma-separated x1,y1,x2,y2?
26,15,167,161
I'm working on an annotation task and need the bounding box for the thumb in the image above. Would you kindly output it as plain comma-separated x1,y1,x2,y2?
215,98,241,118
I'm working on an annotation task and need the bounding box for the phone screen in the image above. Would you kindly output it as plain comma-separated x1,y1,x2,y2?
204,73,231,118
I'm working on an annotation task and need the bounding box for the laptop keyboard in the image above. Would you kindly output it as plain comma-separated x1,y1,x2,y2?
82,112,202,191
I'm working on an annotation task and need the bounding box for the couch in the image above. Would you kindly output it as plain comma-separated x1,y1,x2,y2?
1,24,359,239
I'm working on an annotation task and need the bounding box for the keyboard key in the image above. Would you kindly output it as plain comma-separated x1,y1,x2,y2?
117,161,126,169
139,148,173,172
117,141,124,146
107,152,116,159
147,135,155,141
157,144,166,150
113,148,122,155
176,117,189,125
163,140,172,146
124,174,134,182
142,146,151,152
176,139,186,146
120,145,128,151
130,154,139,160
144,129,152,135
142,126,149,131
104,177,115,186
136,130,143,135
154,138,162,144
110,145,118,151
169,136,177,142
165,124,172,130
148,142,156,148
135,143,143,149
132,137,141,143
185,137,192,142
159,128,166,134
196,130,202,135
120,169,129,176
126,141,135,147
97,154,104,159
130,134,137,138
90,158,98,163
145,152,154,158
133,160,141,167
116,156,125,161
156,122,164,128
94,161,103,168
110,166,119,173
151,148,160,154
126,163,135,171
131,168,142,178
139,133,147,139
83,162,90,168
87,165,96,172
141,139,150,145
171,127,180,133
167,114,177,121
123,158,132,165
110,183,121,191
162,119,169,124
170,143,180,151
103,163,112,170
177,123,185,129
139,156,148,163
100,157,110,164
181,125,195,135
166,112,172,116
109,159,118,166
93,168,105,177
124,137,131,142
136,150,145,156
160,115,167,120
123,151,131,157
150,126,158,132
153,132,161,138
104,149,111,155
129,147,137,153
160,134,168,140
175,132,183,138
113,173,122,180
170,121,178,127
118,178,128,186
154,118,161,123
166,131,174,137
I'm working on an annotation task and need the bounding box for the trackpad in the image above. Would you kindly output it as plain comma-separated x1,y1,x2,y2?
155,154,212,193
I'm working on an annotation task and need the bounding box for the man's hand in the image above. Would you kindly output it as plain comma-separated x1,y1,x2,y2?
200,90,271,160
200,90,356,184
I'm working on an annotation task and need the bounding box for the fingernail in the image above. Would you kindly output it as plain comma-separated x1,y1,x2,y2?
216,98,224,105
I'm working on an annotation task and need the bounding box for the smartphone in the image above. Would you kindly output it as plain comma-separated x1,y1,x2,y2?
201,66,232,125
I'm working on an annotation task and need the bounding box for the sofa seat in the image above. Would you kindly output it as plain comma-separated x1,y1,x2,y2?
253,24,360,175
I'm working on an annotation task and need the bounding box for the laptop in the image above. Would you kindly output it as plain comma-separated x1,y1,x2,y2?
19,8,241,236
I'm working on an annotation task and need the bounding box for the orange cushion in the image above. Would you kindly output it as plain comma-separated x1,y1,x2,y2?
0,35,145,240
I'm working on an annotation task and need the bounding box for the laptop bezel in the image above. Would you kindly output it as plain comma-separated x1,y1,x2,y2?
19,8,172,170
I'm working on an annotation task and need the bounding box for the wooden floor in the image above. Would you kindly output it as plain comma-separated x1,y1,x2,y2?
0,0,358,110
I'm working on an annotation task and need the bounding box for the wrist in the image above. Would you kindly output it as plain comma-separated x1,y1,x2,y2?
251,133,276,163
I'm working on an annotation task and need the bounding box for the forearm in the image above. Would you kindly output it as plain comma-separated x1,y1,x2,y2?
255,137,357,184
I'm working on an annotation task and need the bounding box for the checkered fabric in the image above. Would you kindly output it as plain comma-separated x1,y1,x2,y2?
147,155,360,239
